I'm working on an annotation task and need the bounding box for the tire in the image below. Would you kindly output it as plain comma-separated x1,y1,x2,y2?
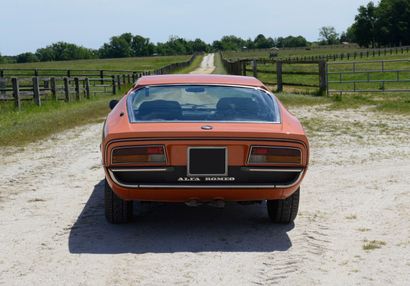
267,188,300,224
104,179,133,224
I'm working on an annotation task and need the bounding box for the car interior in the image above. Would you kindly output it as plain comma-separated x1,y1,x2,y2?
134,97,271,121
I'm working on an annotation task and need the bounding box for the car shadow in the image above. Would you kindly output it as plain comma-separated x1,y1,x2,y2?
68,180,294,254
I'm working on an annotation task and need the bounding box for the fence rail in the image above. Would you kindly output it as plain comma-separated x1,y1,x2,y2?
222,45,410,63
221,54,327,93
0,54,198,109
327,59,410,94
221,52,410,95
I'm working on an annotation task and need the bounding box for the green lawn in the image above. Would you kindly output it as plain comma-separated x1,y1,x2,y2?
0,54,198,147
212,53,228,75
222,47,410,95
222,46,410,62
0,55,191,73
0,93,121,146
171,54,203,74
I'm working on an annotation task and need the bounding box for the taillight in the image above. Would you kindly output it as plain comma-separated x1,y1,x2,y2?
248,146,301,165
112,145,166,165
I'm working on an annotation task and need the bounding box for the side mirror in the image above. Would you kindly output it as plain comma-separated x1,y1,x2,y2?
109,99,119,110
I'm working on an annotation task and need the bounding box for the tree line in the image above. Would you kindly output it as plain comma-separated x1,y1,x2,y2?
318,0,410,48
346,0,410,48
0,33,309,64
1,0,409,63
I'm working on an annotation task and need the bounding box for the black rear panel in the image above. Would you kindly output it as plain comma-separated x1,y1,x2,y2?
110,167,301,187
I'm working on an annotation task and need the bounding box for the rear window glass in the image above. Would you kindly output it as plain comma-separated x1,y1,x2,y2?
127,85,280,123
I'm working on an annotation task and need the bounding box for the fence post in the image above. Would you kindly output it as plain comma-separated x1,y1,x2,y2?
252,60,258,77
319,60,327,95
85,78,90,98
127,74,131,84
112,75,116,95
117,75,121,90
74,77,80,100
276,61,283,92
12,78,21,110
0,77,6,96
242,61,247,76
50,77,57,100
100,70,104,84
32,77,41,106
64,77,70,102
0,69,4,78
122,74,126,85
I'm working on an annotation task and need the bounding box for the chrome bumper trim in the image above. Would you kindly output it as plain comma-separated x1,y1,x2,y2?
244,168,303,173
110,168,170,172
108,169,304,189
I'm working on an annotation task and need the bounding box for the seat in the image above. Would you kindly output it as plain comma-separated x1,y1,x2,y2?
137,100,182,120
215,97,259,120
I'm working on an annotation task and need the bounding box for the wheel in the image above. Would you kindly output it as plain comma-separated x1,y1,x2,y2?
267,188,300,224
104,179,133,224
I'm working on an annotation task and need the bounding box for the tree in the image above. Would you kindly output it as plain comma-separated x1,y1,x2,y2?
253,34,275,49
34,42,96,61
99,34,133,58
375,0,410,46
348,0,410,47
211,40,223,51
131,35,154,56
276,36,308,48
349,2,377,47
319,26,340,45
218,35,246,51
191,38,209,53
16,52,39,63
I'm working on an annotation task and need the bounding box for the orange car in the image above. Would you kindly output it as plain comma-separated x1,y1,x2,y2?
101,74,309,224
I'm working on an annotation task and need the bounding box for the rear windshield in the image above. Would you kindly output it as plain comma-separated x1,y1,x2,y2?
127,85,280,123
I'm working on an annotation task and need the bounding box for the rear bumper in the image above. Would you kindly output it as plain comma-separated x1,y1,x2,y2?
105,167,305,202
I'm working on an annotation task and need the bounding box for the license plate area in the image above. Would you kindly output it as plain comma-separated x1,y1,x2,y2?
187,147,228,177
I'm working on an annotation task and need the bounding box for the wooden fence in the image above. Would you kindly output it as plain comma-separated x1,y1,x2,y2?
327,59,410,94
0,74,134,109
223,45,410,63
282,46,410,63
0,54,198,109
221,55,327,93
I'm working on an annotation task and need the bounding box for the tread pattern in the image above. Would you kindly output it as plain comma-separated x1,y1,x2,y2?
104,179,133,224
267,189,300,224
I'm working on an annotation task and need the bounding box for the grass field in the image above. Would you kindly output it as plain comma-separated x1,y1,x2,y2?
0,93,121,146
219,47,410,115
212,53,228,75
0,54,199,146
222,46,410,62
171,54,203,74
0,55,191,72
222,47,410,95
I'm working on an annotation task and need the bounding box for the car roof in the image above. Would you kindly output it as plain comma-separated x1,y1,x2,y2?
134,74,267,89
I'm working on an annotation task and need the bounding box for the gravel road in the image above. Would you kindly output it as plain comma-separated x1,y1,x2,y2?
1,62,409,285
190,54,215,74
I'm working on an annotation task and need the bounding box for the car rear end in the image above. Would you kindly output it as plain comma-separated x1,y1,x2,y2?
101,76,309,224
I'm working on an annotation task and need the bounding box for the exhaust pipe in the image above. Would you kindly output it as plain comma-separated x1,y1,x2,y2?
185,199,226,208
185,200,202,207
207,200,225,208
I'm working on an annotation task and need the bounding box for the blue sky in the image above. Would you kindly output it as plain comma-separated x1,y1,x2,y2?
1,0,371,55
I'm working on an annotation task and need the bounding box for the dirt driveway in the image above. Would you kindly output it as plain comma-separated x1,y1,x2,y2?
190,53,215,74
0,102,409,285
